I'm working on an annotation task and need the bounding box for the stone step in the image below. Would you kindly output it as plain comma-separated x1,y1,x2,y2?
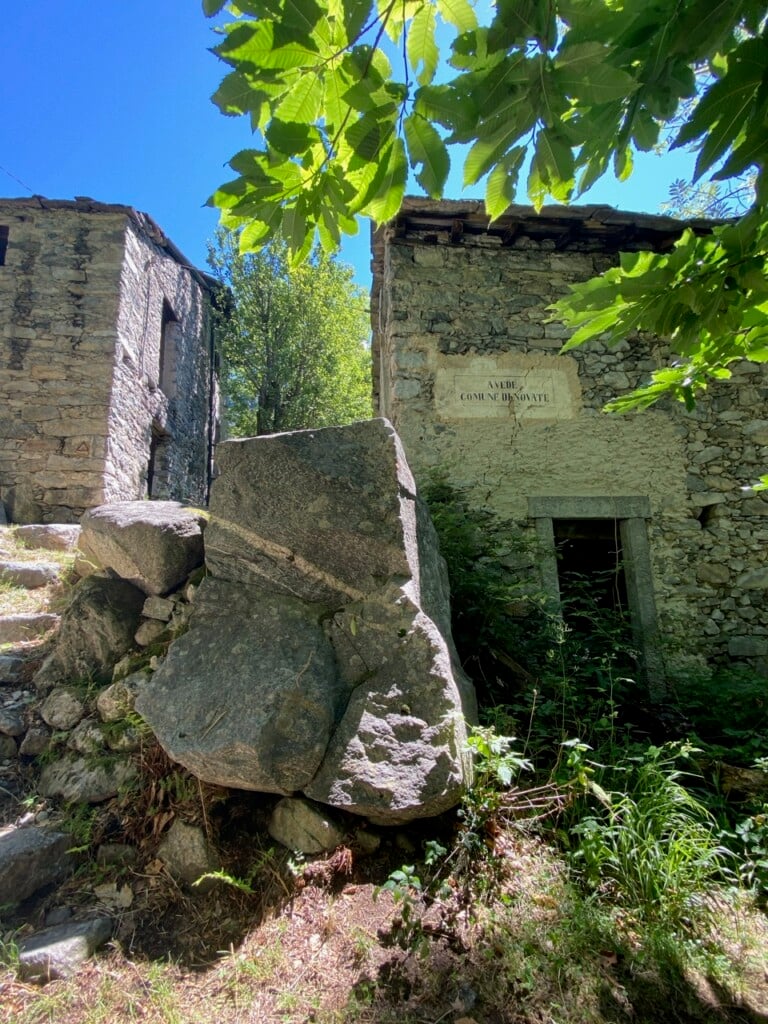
13,525,81,552
0,613,60,644
0,560,62,589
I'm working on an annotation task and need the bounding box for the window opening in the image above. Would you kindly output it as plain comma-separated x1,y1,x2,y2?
147,424,169,499
159,300,179,395
0,226,8,266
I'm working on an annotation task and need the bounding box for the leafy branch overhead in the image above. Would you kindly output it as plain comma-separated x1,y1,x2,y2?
206,0,768,419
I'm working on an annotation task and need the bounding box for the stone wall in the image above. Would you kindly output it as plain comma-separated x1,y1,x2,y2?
106,217,217,506
372,200,768,674
0,198,219,524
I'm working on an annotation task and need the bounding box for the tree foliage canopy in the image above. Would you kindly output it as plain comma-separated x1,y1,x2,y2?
208,231,371,436
205,0,768,428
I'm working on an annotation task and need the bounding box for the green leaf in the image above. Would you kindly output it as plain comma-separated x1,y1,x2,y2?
437,0,477,33
266,119,320,156
416,83,477,135
212,72,272,119
631,108,659,151
281,0,325,35
364,138,408,223
528,128,575,208
714,129,766,181
673,38,767,179
407,4,439,87
217,22,319,71
203,0,227,15
275,74,323,123
485,146,525,220
555,42,639,105
488,0,545,51
463,123,520,186
341,0,374,45
239,207,283,250
404,114,450,197
614,144,633,182
346,110,390,161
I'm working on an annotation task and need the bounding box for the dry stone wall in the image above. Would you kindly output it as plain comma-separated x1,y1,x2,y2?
0,198,219,524
372,201,768,674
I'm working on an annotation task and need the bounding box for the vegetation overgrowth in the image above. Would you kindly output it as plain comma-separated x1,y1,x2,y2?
3,489,768,1021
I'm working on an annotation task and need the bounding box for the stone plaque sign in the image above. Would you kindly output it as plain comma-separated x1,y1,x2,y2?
434,360,578,422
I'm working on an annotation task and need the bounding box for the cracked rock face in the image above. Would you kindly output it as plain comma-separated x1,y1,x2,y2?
137,419,476,825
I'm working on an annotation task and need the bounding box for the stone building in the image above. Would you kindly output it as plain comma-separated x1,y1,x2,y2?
372,199,768,681
0,197,220,524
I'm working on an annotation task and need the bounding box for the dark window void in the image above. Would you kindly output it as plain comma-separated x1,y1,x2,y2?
0,226,8,266
159,300,179,394
697,502,720,529
147,424,169,499
553,518,629,630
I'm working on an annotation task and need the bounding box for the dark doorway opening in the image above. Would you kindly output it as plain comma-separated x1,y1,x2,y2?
553,518,630,633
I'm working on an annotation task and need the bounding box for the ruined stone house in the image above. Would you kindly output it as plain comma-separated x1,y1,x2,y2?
0,197,220,524
372,199,768,680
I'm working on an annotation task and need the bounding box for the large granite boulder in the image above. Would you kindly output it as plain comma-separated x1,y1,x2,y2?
136,578,347,792
205,421,424,605
34,577,145,692
78,501,206,596
139,419,476,825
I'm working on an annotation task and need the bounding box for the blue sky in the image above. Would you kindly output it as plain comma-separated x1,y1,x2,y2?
2,1,696,289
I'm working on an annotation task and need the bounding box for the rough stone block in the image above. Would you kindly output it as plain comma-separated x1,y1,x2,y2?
39,754,136,803
79,501,206,596
268,797,345,854
156,820,220,888
18,918,112,983
0,560,61,588
204,420,418,605
0,613,59,644
34,577,145,692
13,524,81,550
729,636,768,658
0,827,75,908
136,578,346,793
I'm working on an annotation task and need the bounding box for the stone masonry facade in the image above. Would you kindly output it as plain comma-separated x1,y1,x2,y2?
372,199,768,676
0,198,220,524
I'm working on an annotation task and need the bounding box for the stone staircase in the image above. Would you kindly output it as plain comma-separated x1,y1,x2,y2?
0,524,79,643
0,524,118,981
0,524,80,806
